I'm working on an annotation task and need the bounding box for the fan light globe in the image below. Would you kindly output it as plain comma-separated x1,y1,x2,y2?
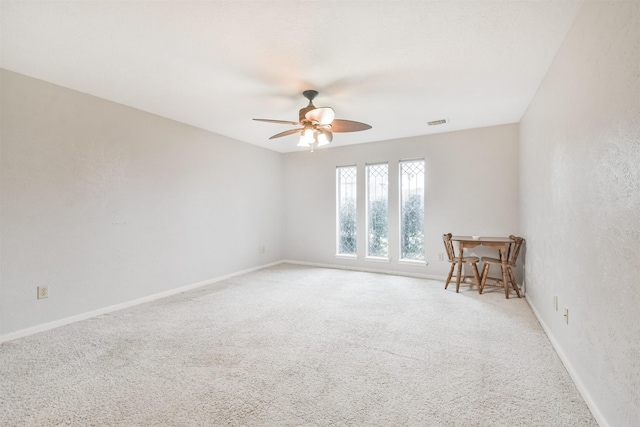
299,128,315,146
317,132,330,146
302,128,313,138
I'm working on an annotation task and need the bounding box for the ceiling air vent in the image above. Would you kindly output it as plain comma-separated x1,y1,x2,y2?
428,119,448,126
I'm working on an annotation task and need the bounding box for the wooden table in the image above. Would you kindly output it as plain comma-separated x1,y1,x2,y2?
451,236,515,299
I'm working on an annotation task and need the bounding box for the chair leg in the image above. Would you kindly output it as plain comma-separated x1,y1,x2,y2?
500,265,510,299
508,267,521,298
455,262,463,293
471,262,481,293
444,263,455,289
479,263,490,294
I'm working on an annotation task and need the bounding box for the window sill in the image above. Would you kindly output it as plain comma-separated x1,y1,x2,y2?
398,259,428,266
365,256,391,263
335,254,358,260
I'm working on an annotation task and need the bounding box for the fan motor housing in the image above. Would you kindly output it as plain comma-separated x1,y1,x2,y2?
299,105,316,123
299,90,319,122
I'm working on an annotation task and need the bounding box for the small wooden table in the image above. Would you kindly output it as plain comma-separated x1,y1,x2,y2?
451,236,515,299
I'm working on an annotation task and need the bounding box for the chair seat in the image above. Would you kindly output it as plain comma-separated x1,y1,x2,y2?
454,256,480,263
481,256,515,267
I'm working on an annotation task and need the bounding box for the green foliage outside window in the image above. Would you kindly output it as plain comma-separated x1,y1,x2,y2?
368,199,388,257
339,198,356,254
401,194,424,260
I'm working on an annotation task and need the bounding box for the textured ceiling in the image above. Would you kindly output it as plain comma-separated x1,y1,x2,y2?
1,1,583,153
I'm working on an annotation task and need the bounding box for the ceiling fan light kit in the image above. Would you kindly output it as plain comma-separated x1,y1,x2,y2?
254,90,371,152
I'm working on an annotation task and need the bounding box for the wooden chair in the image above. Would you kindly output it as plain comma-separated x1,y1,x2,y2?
479,235,523,298
442,233,481,293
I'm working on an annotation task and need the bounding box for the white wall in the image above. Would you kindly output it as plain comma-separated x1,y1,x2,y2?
283,124,520,279
520,2,639,426
0,70,284,335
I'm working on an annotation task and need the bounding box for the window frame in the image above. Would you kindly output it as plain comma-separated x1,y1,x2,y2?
398,158,426,264
365,162,390,261
335,165,358,258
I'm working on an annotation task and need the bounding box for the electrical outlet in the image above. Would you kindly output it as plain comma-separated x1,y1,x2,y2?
564,308,569,325
554,296,558,311
37,286,49,299
438,252,444,261
258,246,265,254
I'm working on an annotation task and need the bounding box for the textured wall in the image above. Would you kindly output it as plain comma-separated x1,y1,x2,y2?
283,124,520,279
0,70,284,335
520,2,639,426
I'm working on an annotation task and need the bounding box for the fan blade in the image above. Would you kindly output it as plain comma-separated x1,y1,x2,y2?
329,119,372,132
269,128,303,140
253,118,301,125
305,107,335,125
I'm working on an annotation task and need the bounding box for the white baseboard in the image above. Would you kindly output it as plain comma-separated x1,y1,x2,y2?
0,260,284,344
282,259,448,281
525,296,608,427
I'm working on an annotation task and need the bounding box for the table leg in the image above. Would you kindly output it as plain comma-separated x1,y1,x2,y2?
455,243,463,293
472,262,481,294
455,259,463,293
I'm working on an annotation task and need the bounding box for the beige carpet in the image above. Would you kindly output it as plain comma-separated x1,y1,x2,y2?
0,264,596,426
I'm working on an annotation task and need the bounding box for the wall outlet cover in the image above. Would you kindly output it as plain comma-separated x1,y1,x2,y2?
37,286,49,299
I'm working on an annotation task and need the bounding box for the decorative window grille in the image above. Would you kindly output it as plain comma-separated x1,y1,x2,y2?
336,166,357,255
400,159,425,261
366,163,389,258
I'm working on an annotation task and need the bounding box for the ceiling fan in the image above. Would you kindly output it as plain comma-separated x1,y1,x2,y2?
253,90,372,150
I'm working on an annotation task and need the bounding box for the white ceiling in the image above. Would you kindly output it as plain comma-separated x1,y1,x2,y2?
1,1,582,153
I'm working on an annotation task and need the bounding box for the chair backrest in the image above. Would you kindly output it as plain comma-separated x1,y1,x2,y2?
442,233,456,262
507,235,524,266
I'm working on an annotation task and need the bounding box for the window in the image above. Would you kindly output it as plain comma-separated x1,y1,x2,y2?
336,166,357,256
366,163,389,258
400,159,425,261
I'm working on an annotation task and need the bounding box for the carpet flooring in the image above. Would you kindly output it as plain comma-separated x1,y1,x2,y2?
0,264,597,426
